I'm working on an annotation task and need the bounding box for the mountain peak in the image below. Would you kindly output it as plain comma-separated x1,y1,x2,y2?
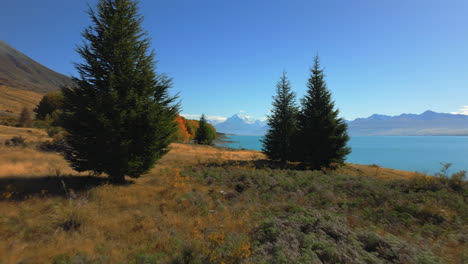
231,112,255,124
215,112,268,135
421,110,439,116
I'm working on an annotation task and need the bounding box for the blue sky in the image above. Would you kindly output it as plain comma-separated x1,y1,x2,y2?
2,0,468,121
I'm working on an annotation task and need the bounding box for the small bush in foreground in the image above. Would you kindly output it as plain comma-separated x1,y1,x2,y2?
4,135,26,147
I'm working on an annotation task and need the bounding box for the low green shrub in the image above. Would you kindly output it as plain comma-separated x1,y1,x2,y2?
183,164,466,263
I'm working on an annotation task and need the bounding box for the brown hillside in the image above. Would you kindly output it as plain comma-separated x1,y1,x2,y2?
0,40,74,114
0,85,43,114
0,40,74,94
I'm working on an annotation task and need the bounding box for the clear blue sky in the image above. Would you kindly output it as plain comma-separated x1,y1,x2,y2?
2,0,468,120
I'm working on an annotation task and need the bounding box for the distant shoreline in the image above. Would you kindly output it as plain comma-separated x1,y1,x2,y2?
214,132,236,145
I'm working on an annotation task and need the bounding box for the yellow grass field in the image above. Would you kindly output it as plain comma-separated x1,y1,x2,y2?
0,85,43,115
0,126,268,263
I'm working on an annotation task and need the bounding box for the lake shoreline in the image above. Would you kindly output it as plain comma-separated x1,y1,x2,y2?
216,135,468,175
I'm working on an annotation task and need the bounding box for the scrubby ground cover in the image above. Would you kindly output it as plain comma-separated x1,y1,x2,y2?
184,163,467,264
0,127,466,263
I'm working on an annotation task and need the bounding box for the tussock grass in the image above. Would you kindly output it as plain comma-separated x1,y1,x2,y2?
0,126,466,263
0,129,258,263
0,125,49,144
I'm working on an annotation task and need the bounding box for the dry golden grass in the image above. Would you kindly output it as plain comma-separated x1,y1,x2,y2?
0,85,43,115
0,167,253,263
160,143,265,167
0,127,261,263
338,163,426,180
0,125,49,146
0,126,440,263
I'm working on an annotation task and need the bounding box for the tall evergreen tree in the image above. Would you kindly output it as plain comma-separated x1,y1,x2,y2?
195,114,214,145
295,56,350,169
262,72,298,162
61,0,179,183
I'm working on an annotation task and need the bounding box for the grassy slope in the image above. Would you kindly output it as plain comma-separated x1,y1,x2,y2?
0,85,43,115
0,41,73,95
0,40,74,115
0,126,466,264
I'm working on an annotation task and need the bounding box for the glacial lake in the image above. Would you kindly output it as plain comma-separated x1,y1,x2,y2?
216,135,468,175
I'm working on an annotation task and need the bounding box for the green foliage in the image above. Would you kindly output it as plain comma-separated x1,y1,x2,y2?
262,72,298,162
185,120,198,137
194,114,215,145
34,91,64,120
293,56,350,168
61,0,179,182
263,57,350,168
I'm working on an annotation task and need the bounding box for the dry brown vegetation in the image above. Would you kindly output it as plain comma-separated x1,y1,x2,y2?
0,85,43,115
0,127,264,263
0,126,466,263
0,125,49,145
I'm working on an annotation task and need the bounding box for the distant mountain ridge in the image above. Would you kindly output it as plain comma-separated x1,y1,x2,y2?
348,110,468,136
215,113,268,136
0,40,74,114
214,111,468,136
0,40,73,93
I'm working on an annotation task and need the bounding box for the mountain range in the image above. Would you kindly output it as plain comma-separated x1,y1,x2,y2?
0,40,73,115
213,111,468,136
347,110,468,136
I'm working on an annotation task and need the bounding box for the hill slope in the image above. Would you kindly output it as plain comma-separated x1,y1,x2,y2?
0,40,74,114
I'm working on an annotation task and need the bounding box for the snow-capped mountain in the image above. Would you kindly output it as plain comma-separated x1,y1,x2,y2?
215,113,268,135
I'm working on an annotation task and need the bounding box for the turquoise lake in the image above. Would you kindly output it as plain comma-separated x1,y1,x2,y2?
217,135,468,175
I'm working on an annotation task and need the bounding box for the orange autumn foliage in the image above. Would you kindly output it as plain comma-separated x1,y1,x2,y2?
174,116,191,142
173,116,217,143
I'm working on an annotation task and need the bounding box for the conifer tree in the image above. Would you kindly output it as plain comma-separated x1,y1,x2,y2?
295,56,350,169
262,72,298,162
61,0,179,183
195,114,214,145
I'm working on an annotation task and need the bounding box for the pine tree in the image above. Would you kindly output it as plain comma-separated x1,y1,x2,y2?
19,107,33,127
262,72,298,162
295,56,350,169
195,114,214,145
61,0,179,183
